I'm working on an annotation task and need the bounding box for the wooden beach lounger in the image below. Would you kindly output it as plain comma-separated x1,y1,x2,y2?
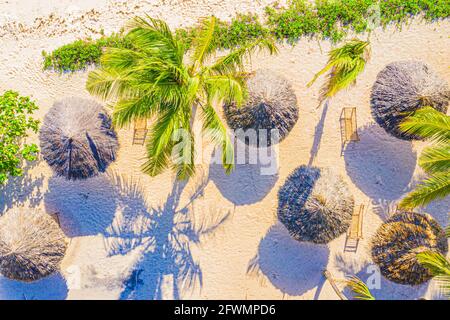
348,204,364,240
132,118,148,145
340,107,359,155
344,204,365,252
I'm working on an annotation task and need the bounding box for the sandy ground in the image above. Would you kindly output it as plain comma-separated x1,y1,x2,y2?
0,0,449,300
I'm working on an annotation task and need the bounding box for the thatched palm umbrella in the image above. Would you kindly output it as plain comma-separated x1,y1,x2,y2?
278,165,354,244
371,211,448,285
371,61,449,140
0,209,67,282
224,69,299,147
40,97,119,180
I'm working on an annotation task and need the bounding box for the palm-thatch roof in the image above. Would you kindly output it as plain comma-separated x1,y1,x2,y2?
40,97,119,180
277,165,354,244
224,69,299,147
0,209,67,282
371,211,448,285
371,61,449,140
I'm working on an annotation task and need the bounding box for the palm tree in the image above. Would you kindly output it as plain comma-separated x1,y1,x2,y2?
307,39,371,105
346,276,375,300
399,107,450,209
417,251,450,299
86,16,277,179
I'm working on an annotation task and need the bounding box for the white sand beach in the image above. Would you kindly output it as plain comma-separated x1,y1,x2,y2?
0,0,449,300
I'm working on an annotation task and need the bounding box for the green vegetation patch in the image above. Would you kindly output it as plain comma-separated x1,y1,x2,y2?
43,0,450,72
43,33,132,72
0,91,40,184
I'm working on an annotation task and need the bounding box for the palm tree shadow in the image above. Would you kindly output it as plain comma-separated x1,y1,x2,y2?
0,162,44,214
105,174,231,300
308,101,329,166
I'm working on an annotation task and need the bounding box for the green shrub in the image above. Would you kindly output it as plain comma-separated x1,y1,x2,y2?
43,33,132,72
266,0,319,42
315,0,374,41
42,0,450,72
0,91,40,184
174,14,268,50
215,14,268,48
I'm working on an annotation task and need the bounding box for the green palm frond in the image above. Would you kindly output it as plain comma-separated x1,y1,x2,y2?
399,171,450,209
126,15,184,63
112,95,160,128
171,116,196,180
399,108,450,209
191,16,217,71
100,47,146,71
86,68,135,101
201,102,234,173
204,74,246,106
419,144,450,174
346,276,375,300
417,251,450,298
308,39,371,104
208,38,277,76
399,107,450,143
417,251,450,276
142,108,180,177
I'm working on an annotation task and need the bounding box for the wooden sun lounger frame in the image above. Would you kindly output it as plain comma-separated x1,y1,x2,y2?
343,203,365,253
340,107,359,154
133,118,148,145
348,204,364,241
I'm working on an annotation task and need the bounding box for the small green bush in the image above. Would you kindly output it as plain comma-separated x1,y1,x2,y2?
215,14,268,48
0,91,40,184
43,33,132,72
42,0,450,72
174,14,268,50
266,0,319,42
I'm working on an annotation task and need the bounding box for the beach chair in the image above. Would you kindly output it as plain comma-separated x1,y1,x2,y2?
349,204,364,240
340,107,359,154
344,204,365,252
132,118,148,145
323,270,347,300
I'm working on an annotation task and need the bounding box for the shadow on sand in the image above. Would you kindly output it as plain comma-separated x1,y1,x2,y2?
248,223,329,297
334,254,428,300
0,162,45,214
0,273,68,300
308,101,329,166
209,142,279,206
44,174,118,237
422,189,450,227
344,124,417,213
104,175,231,300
